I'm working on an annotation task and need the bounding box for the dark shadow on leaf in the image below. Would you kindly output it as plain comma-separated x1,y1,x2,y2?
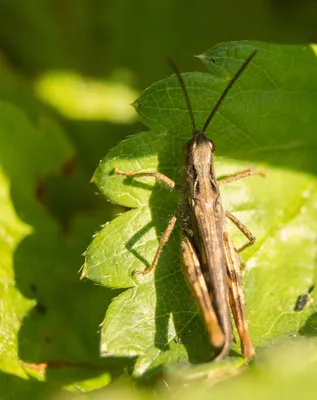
114,175,155,192
125,221,154,268
298,312,317,336
0,370,48,400
14,210,134,387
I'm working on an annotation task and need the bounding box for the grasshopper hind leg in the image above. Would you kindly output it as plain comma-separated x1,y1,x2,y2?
223,231,255,359
181,236,234,358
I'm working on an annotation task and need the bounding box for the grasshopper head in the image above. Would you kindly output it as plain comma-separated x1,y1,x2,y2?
186,131,215,166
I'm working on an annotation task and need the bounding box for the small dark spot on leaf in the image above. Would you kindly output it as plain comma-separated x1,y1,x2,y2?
60,156,78,176
30,283,37,293
35,302,47,315
35,177,46,203
43,334,52,344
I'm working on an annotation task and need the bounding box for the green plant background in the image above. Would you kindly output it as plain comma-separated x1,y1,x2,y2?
1,1,317,399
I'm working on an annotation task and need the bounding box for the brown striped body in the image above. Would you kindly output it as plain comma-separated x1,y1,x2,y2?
117,51,258,360
180,131,254,359
181,132,232,358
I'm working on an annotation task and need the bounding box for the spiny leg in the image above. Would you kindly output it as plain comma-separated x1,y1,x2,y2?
114,168,177,275
225,211,256,253
114,168,176,189
220,169,260,267
134,215,177,275
218,169,266,185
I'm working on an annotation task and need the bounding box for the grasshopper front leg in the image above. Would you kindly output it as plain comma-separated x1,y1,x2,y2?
114,168,176,188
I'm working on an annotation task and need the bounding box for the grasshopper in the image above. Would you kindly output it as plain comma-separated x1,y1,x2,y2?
115,50,257,359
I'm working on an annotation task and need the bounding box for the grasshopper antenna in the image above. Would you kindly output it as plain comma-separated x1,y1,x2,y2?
202,50,257,133
167,57,197,132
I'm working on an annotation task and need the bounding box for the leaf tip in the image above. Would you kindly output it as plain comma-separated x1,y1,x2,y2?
195,53,205,62
132,98,143,113
80,263,88,280
100,343,109,357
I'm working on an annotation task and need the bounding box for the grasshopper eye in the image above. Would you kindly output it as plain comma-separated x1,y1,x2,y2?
185,138,196,155
208,140,216,153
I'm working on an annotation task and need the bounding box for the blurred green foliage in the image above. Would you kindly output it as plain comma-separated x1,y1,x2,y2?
1,1,317,399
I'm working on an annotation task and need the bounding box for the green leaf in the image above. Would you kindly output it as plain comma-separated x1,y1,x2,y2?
86,41,317,375
50,337,317,399
0,100,132,398
0,100,72,381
